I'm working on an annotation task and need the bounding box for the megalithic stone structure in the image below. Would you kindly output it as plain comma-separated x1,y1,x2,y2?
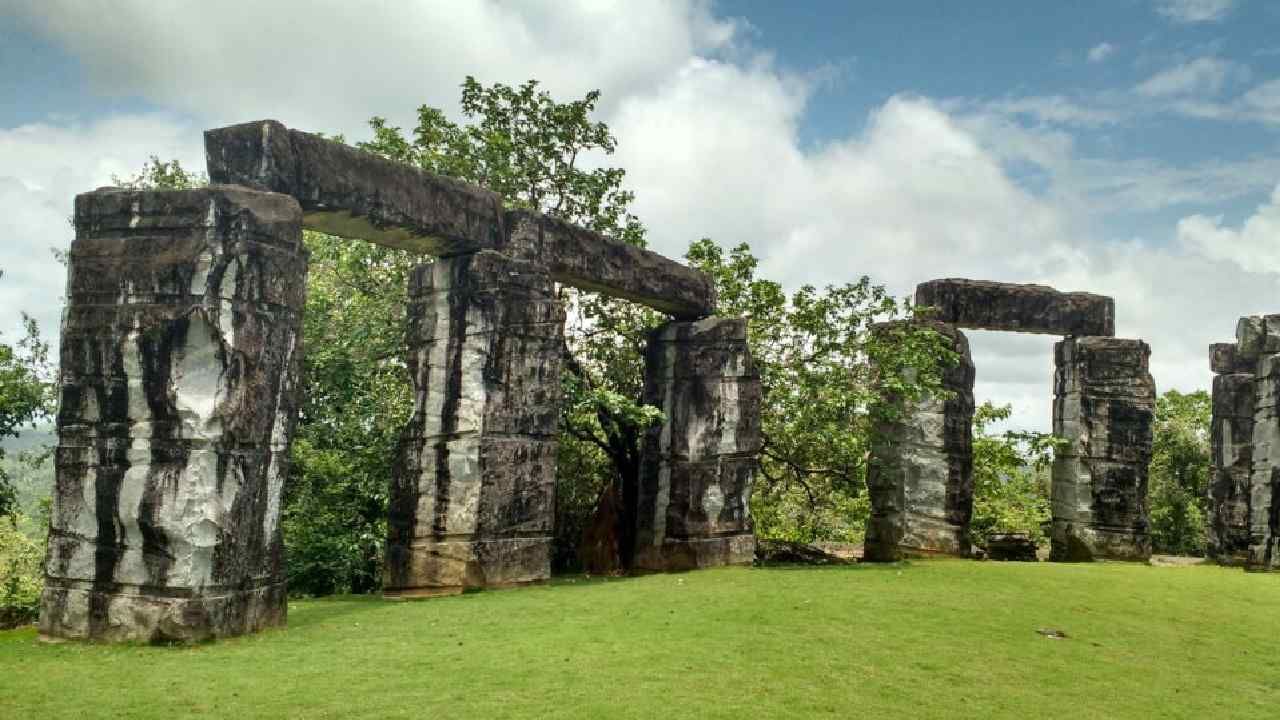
1208,317,1280,571
1207,342,1255,564
1050,337,1155,561
634,318,761,570
384,250,565,596
864,322,976,561
40,186,307,642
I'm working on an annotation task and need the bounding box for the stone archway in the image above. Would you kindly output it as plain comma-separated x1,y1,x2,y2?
38,121,762,642
864,279,1155,563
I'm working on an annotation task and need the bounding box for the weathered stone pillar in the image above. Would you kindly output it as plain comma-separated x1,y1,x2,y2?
1050,337,1154,561
1235,316,1280,570
384,250,564,596
634,317,761,570
40,186,307,642
864,322,975,561
1207,342,1255,564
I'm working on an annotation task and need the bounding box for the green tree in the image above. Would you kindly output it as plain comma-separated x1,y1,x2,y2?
685,240,956,544
0,300,54,519
969,402,1055,547
1148,389,1211,555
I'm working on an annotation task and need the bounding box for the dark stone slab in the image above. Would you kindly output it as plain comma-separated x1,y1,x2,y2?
505,209,715,320
1210,343,1254,374
985,533,1039,562
634,317,761,571
205,120,716,319
1208,373,1254,564
915,278,1114,336
40,187,305,643
205,120,505,256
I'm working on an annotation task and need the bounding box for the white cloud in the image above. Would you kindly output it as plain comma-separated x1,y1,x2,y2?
1155,0,1236,24
1177,185,1280,271
1135,57,1249,97
0,114,201,342
9,0,741,137
1087,43,1115,63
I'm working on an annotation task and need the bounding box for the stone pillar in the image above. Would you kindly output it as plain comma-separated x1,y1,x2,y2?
1207,342,1255,564
1050,337,1155,561
384,250,564,596
40,186,307,642
1232,316,1280,570
634,317,761,570
864,322,975,561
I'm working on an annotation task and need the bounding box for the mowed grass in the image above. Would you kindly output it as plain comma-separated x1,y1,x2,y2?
2,560,1278,719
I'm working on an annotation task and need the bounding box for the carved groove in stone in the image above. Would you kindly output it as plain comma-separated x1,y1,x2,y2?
40,186,306,642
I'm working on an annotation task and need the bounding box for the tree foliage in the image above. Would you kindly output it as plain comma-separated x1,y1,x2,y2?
686,240,955,543
969,402,1056,547
1148,389,1211,555
0,293,54,518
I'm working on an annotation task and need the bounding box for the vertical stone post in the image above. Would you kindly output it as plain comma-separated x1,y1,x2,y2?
40,186,307,642
864,322,975,561
384,249,565,596
1207,342,1255,564
1050,337,1155,561
634,317,761,570
1235,316,1280,570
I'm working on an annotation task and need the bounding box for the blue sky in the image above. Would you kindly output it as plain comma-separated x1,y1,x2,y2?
2,0,1278,430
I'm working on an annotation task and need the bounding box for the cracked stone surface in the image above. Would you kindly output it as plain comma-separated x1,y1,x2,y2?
1050,337,1154,561
915,278,1114,337
864,322,975,561
634,317,761,571
40,186,306,642
206,120,715,319
384,250,565,596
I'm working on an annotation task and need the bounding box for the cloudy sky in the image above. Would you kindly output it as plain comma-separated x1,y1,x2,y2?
2,0,1279,431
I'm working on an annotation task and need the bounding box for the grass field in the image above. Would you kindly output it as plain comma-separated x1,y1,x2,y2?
2,560,1277,719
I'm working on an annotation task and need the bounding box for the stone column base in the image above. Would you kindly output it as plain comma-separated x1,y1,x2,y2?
632,534,756,572
38,581,286,644
383,537,551,597
1049,521,1151,562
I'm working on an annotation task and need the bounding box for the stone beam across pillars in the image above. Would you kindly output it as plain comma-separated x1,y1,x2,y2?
204,120,715,319
1207,342,1255,565
915,278,1114,337
864,322,975,561
634,317,761,570
1050,337,1155,561
384,250,565,596
40,186,306,642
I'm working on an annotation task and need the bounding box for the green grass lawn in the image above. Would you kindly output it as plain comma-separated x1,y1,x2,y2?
2,560,1277,719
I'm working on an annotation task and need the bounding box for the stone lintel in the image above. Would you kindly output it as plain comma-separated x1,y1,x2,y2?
915,278,1114,336
206,120,716,319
